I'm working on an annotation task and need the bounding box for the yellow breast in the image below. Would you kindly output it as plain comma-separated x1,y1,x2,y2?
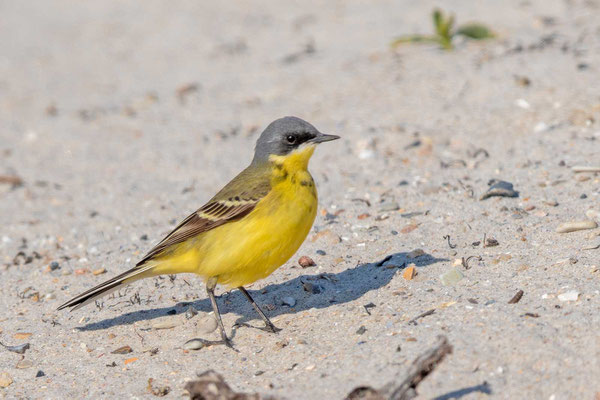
154,145,319,288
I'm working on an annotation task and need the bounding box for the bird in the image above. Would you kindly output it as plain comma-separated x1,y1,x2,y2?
58,116,339,346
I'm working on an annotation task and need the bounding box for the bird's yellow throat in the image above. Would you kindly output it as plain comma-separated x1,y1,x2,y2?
268,143,316,174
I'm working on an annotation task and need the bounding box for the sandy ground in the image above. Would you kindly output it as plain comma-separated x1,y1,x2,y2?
1,0,600,398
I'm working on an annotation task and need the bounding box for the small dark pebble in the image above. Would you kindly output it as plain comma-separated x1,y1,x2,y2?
106,362,117,367
468,298,478,304
558,160,566,167
391,230,398,235
111,345,133,355
396,345,402,352
302,281,323,294
484,237,499,247
35,370,45,378
577,63,589,70
49,261,60,270
480,179,519,200
472,241,481,247
522,312,540,318
140,234,148,241
508,289,524,304
356,326,367,335
89,211,99,218
580,194,587,199
254,370,265,376
316,250,326,256
398,180,409,186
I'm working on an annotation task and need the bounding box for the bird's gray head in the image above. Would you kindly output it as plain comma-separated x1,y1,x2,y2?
252,116,339,163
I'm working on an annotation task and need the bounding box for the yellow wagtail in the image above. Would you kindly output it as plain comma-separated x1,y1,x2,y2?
58,116,339,346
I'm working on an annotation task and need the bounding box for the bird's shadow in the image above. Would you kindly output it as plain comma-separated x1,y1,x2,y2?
433,382,492,400
76,251,446,332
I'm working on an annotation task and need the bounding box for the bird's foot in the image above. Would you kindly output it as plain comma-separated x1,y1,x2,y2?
262,322,282,334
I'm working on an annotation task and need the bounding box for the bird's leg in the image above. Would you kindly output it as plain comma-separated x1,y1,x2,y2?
238,286,281,333
206,277,233,347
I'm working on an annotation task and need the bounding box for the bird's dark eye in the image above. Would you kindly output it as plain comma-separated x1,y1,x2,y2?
286,135,297,144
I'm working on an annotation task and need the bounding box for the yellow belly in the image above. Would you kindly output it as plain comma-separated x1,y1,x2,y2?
152,171,317,288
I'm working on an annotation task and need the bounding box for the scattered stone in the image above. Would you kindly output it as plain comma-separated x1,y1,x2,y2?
572,166,600,173
13,332,32,340
542,199,559,207
401,224,419,234
558,291,579,302
49,261,60,271
298,256,316,268
111,345,133,354
407,249,425,258
281,297,297,307
151,318,179,330
15,359,33,369
35,370,45,378
124,357,138,365
480,180,519,200
185,306,198,320
440,268,464,286
356,326,367,335
74,268,90,275
508,290,524,304
197,313,218,334
484,237,499,247
403,265,417,280
183,338,209,351
556,220,598,233
0,372,13,388
92,268,106,275
316,250,326,256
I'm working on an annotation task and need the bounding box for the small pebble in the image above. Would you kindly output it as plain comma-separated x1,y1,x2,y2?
92,268,106,275
298,256,316,268
356,326,367,335
151,319,179,330
183,338,209,351
111,345,133,354
35,370,45,378
440,268,464,286
281,297,297,307
407,249,425,258
49,261,60,270
403,265,417,280
316,250,326,256
197,313,218,334
572,165,600,173
556,220,598,233
558,291,579,302
480,180,519,200
0,372,13,388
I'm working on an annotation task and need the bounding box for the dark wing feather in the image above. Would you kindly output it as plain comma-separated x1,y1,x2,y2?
136,165,271,266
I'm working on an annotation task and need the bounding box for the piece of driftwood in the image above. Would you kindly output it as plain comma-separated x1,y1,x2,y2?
185,336,452,400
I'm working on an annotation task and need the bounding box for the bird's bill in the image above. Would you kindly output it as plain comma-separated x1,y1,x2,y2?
309,133,340,144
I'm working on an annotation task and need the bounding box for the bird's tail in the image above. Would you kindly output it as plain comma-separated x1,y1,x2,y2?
57,262,158,311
